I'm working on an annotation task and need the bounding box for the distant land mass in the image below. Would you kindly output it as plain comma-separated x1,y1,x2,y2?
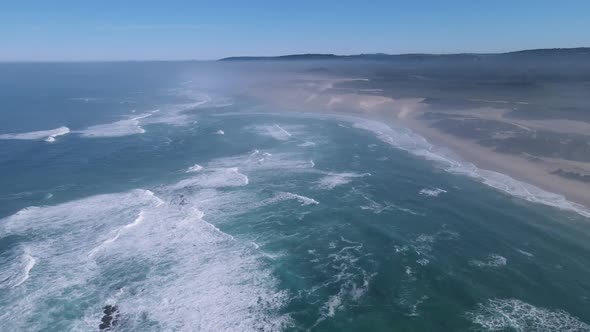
219,47,590,61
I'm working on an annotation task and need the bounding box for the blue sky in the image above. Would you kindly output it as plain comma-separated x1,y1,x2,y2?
1,1,589,61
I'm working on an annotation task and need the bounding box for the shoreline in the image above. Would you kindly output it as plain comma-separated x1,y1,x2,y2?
247,75,590,218
394,112,590,213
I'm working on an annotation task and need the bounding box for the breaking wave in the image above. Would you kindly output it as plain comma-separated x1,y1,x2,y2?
297,141,316,147
393,228,460,266
311,236,374,328
469,254,507,268
249,124,296,141
171,167,249,190
186,164,203,173
316,172,371,190
264,192,319,206
206,149,315,174
77,114,151,138
0,126,70,142
0,188,290,331
0,247,36,289
349,117,590,218
467,299,590,331
419,188,447,197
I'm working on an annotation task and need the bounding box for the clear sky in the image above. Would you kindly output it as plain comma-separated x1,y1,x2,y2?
1,0,589,61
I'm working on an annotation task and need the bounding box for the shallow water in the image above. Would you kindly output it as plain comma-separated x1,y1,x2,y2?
1,63,590,331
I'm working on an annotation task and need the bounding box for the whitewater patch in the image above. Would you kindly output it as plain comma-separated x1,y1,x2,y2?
316,172,371,190
419,188,447,197
12,252,35,288
516,249,535,257
0,126,70,142
249,124,299,141
348,117,590,218
87,210,149,259
467,299,590,331
74,93,212,139
359,199,392,214
393,229,459,266
0,188,291,331
206,149,315,174
352,188,425,216
354,187,425,216
297,141,316,147
310,236,374,328
67,97,103,103
264,192,319,206
360,199,423,216
186,164,203,172
171,167,249,190
77,114,151,138
0,247,36,289
469,254,507,268
215,129,225,135
144,92,216,126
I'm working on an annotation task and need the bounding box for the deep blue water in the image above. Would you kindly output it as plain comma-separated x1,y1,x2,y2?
1,63,590,331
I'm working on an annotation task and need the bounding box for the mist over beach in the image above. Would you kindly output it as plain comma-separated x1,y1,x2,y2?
2,1,590,331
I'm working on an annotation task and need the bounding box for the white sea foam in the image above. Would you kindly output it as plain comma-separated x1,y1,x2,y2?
311,236,373,328
0,247,36,289
72,92,211,139
393,229,459,265
360,200,390,214
297,141,316,147
250,124,296,141
469,254,507,268
349,117,590,218
516,249,535,257
215,129,225,135
360,199,422,216
0,188,290,331
12,252,36,288
67,97,103,103
419,188,447,197
207,149,315,174
139,94,210,126
87,211,148,258
186,164,203,172
467,299,590,331
416,258,430,266
0,126,70,141
172,167,249,189
317,172,371,190
78,114,151,137
266,192,319,206
356,189,424,215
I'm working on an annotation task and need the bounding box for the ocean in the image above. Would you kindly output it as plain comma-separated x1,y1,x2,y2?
1,62,589,331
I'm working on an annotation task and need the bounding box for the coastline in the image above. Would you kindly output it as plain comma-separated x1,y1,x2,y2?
248,76,590,218
394,112,590,212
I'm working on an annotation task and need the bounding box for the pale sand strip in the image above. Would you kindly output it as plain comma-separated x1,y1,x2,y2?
396,112,590,209
249,76,590,213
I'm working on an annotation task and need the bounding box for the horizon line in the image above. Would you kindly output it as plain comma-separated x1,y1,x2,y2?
1,46,588,64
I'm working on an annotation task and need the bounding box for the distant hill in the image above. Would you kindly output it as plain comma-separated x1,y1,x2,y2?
219,54,340,61
219,47,590,61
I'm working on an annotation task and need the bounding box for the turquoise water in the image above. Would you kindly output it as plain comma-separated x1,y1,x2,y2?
1,63,590,331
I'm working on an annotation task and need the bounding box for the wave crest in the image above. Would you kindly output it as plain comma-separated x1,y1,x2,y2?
467,299,590,331
0,126,70,142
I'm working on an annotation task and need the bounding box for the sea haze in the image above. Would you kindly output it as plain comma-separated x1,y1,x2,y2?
1,61,589,331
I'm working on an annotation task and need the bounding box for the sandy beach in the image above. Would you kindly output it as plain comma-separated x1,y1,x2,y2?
250,75,590,214
396,111,590,209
